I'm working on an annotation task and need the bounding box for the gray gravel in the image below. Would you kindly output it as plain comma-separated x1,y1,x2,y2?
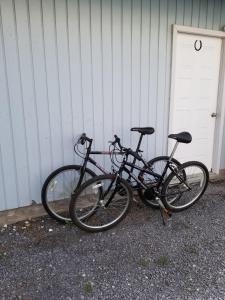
0,181,225,300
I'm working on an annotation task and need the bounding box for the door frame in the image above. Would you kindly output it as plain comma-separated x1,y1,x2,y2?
169,24,225,173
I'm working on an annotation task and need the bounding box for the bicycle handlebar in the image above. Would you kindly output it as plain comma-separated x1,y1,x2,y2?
110,135,142,161
111,135,123,150
79,133,92,145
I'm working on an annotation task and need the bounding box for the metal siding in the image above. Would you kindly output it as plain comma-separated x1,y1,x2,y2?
0,0,224,211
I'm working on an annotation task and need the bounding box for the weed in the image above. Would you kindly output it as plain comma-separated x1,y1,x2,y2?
83,281,93,294
138,258,149,268
65,220,74,226
156,255,170,267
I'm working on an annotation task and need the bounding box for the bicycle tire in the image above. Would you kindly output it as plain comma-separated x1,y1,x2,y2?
69,174,132,232
138,156,182,208
41,165,96,223
161,161,209,212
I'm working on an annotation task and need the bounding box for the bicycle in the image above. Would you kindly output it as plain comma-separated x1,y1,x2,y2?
69,131,209,232
41,128,182,223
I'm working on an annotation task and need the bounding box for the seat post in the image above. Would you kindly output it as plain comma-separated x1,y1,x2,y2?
127,133,144,181
168,141,179,161
135,133,144,153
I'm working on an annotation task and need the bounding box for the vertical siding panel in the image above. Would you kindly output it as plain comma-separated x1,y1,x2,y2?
184,0,192,26
140,0,151,155
206,0,214,28
55,0,74,165
112,0,122,137
122,0,132,147
101,0,113,142
90,0,104,165
156,0,168,156
213,0,222,30
79,0,94,138
28,0,52,183
176,0,184,25
14,0,41,201
1,0,30,207
0,6,18,210
199,0,208,27
163,0,176,153
131,0,142,149
191,0,200,27
67,0,85,162
221,0,225,27
149,0,159,158
42,0,63,169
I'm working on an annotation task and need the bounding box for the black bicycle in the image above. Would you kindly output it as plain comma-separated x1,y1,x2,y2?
41,128,182,223
69,130,209,232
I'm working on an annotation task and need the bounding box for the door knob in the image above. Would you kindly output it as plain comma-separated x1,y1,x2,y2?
211,112,217,118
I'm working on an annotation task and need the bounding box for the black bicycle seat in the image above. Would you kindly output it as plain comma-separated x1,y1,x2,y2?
168,132,192,144
131,127,155,135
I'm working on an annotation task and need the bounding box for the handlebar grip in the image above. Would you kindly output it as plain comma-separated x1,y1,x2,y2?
114,135,123,149
80,133,86,145
80,133,92,145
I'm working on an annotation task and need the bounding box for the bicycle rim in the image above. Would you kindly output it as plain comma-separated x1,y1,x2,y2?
42,166,94,222
162,162,208,211
71,175,131,231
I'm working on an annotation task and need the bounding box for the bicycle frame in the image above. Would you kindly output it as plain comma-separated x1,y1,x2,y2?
75,134,186,199
116,140,183,193
75,132,147,189
76,139,123,188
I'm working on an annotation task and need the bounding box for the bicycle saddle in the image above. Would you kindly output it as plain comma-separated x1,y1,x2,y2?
131,127,155,135
168,132,192,144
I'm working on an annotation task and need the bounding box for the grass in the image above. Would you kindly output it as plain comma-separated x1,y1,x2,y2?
156,255,170,267
138,258,149,268
65,220,74,226
83,281,93,294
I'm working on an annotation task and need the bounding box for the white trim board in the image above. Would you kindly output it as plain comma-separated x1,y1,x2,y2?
169,25,225,173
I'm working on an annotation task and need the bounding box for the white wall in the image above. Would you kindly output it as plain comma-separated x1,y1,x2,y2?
0,0,225,211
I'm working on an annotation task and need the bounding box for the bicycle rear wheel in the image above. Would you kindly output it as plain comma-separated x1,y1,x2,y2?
161,161,209,212
69,174,132,232
138,156,181,208
41,165,96,223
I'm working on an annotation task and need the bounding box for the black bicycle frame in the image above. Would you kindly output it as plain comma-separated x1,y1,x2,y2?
116,150,177,191
76,139,123,187
75,133,183,196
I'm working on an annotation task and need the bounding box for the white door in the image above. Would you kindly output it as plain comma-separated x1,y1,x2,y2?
169,33,222,171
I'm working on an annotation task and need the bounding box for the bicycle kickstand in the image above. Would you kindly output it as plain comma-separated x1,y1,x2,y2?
156,197,172,226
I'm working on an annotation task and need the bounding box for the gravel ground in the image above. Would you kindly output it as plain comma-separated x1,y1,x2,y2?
0,181,225,300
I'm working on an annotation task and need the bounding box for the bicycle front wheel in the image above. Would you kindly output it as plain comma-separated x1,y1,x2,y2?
161,161,209,212
69,174,132,232
41,165,96,223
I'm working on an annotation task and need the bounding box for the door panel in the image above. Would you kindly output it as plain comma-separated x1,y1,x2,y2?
169,33,222,170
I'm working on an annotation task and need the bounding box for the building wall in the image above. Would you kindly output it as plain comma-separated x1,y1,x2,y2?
0,0,225,211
